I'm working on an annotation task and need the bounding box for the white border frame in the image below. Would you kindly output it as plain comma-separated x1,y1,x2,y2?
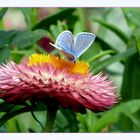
0,133,140,140
0,0,140,7
0,1,140,140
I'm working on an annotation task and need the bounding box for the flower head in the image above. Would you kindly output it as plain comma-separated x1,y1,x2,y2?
0,54,118,113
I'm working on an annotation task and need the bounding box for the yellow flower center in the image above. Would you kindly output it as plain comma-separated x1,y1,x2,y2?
28,54,89,75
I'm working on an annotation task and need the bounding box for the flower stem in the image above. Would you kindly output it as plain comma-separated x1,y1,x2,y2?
43,104,58,132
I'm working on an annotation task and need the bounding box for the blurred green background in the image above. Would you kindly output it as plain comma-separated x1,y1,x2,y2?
0,8,140,132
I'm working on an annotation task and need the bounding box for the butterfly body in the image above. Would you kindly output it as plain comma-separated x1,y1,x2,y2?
50,31,96,62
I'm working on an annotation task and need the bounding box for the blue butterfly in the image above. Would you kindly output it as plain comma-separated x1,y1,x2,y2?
50,30,96,62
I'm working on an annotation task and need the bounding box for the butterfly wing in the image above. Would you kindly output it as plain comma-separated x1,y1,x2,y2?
73,32,96,57
50,30,76,60
55,31,74,53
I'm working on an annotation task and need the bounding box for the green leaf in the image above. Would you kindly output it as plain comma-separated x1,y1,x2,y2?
121,36,140,101
118,37,140,131
79,43,102,61
73,21,84,35
0,106,28,127
11,50,35,56
77,110,98,132
76,8,86,31
59,108,79,132
0,8,8,20
49,25,60,39
92,99,140,132
32,8,75,30
57,20,68,33
0,103,47,127
122,8,140,27
87,50,114,63
20,8,32,28
118,109,140,131
92,47,137,74
11,30,48,49
0,47,10,63
57,21,65,33
95,36,119,53
0,102,15,112
121,53,140,101
93,18,128,43
0,30,18,48
135,28,140,56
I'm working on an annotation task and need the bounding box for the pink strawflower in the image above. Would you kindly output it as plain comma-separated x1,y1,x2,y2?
0,54,118,113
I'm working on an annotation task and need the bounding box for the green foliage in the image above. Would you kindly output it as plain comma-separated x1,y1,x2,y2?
135,28,140,56
122,8,140,28
78,99,140,132
0,8,8,20
32,8,75,30
93,18,129,43
20,8,32,28
92,99,140,132
11,30,48,49
0,47,10,63
92,47,136,74
0,30,18,47
121,53,140,101
0,8,140,132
